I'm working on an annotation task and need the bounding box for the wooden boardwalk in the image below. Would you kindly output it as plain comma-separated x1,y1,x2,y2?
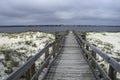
5,31,120,80
44,32,96,80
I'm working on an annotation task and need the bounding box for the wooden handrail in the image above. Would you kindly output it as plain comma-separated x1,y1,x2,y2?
77,32,120,73
4,34,65,80
88,43,120,73
4,42,56,80
31,36,65,80
73,31,120,80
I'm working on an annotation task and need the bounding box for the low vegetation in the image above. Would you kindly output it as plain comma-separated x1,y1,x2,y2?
0,31,55,79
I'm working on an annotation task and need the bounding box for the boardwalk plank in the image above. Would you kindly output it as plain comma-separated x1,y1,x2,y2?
44,31,96,80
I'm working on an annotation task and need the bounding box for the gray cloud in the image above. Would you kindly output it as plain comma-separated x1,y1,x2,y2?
0,0,120,25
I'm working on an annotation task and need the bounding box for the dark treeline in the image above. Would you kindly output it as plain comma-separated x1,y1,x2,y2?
0,25,120,27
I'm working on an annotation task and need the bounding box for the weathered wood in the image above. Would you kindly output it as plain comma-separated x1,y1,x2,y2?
45,31,95,80
4,31,65,80
31,34,65,80
55,32,60,40
86,45,89,50
53,32,60,58
29,63,35,79
82,48,111,80
81,32,86,40
4,40,59,80
45,46,49,68
21,57,35,80
74,31,120,80
91,50,96,69
108,57,120,80
81,33,86,48
91,44,96,69
108,65,117,80
52,44,56,58
89,44,120,73
86,45,89,59
6,31,120,80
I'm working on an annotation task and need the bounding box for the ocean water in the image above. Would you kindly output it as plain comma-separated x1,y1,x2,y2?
0,26,120,32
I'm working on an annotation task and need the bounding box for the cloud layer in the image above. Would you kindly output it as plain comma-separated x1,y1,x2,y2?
0,0,120,25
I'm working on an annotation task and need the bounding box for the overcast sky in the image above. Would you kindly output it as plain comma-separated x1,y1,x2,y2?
0,0,120,25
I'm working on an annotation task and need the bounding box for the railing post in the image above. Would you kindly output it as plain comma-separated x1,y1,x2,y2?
108,57,119,80
91,50,96,59
29,63,35,79
53,32,61,58
55,32,60,40
45,44,49,68
108,65,117,80
81,32,86,40
81,32,86,48
22,57,35,80
25,64,35,80
53,43,56,58
91,50,96,69
86,45,89,51
92,44,97,60
86,45,89,59
91,44,96,69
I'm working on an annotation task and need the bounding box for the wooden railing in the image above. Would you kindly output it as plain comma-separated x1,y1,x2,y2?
74,31,120,80
4,32,66,80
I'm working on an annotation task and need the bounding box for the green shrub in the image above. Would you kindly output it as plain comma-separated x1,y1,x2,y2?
25,40,32,45
102,33,106,36
11,61,19,67
1,50,12,61
4,68,13,74
32,43,37,47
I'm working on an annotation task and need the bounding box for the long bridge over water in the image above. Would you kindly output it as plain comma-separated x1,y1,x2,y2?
4,30,120,80
0,25,120,32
